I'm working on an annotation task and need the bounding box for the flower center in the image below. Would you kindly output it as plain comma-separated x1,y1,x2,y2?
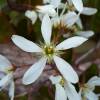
44,45,55,57
60,79,65,87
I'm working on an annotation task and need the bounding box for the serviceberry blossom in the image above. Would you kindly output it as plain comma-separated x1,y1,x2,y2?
25,5,56,24
67,0,97,29
79,76,100,100
0,55,15,100
43,0,79,28
11,14,87,85
49,75,81,100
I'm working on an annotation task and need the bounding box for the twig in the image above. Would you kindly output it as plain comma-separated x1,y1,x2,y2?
75,41,100,65
7,0,33,12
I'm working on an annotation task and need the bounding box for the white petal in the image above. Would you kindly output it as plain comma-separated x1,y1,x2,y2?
41,14,52,44
0,55,12,72
50,0,61,8
49,75,62,84
76,31,94,38
9,81,15,100
23,57,47,85
38,13,44,21
0,73,13,89
51,16,60,27
53,56,79,83
85,91,98,100
76,17,83,29
55,84,67,100
82,7,97,15
79,89,82,99
25,10,37,24
87,76,100,87
11,35,42,52
64,12,78,27
56,36,87,50
36,5,56,17
71,0,83,12
65,82,81,100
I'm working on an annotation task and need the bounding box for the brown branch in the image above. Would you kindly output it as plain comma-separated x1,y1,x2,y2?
7,0,34,12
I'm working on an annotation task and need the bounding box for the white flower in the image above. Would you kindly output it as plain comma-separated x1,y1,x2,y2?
25,4,56,24
0,55,15,100
79,76,100,100
51,11,78,28
67,0,83,12
25,10,37,24
57,0,96,29
36,5,56,17
11,14,87,85
49,75,81,100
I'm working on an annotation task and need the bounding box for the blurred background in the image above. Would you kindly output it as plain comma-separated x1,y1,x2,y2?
0,0,100,100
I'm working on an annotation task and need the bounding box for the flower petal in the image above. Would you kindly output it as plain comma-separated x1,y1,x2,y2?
23,57,47,85
53,56,79,83
41,14,52,44
50,0,61,8
76,31,94,38
25,10,37,24
82,7,97,15
85,91,98,100
87,76,100,87
49,75,62,84
65,82,81,100
0,55,12,72
76,17,83,29
36,5,56,17
71,0,83,12
11,35,42,52
55,84,67,100
0,73,13,89
9,81,15,100
64,12,78,27
56,36,87,50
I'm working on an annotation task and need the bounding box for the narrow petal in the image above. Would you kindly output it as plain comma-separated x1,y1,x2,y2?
87,76,100,87
41,14,52,44
53,56,79,83
71,0,83,12
82,7,97,15
76,17,83,29
9,81,15,100
85,91,98,100
23,57,47,85
25,10,37,24
0,55,12,72
64,12,78,27
50,0,61,8
56,36,87,50
49,75,62,84
0,73,13,89
55,84,67,100
11,35,42,52
76,31,94,38
65,82,81,100
36,5,56,17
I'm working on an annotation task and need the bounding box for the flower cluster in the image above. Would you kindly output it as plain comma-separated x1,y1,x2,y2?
0,0,99,100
